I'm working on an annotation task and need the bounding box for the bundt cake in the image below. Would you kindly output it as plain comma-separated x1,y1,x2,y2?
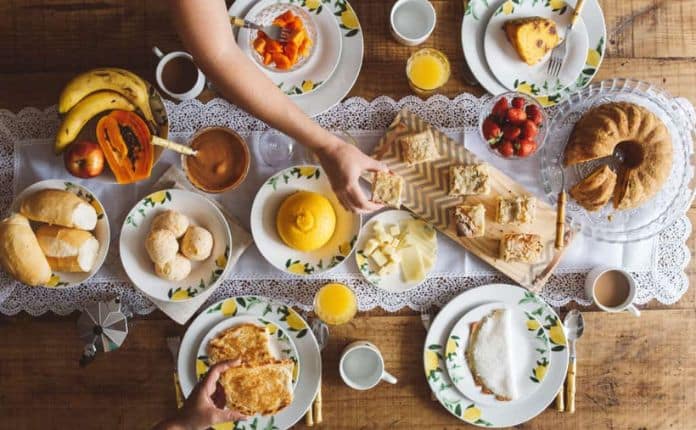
564,102,672,211
503,17,560,65
569,165,617,212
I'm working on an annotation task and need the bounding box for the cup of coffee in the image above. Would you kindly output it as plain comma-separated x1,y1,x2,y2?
153,46,205,100
585,267,640,317
339,341,397,390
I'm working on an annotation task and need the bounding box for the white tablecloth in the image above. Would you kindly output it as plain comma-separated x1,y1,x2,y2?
0,94,691,315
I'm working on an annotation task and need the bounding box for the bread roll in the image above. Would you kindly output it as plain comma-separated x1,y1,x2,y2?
20,189,97,230
181,226,213,261
35,225,99,273
151,210,189,238
155,253,192,281
0,214,52,286
146,229,179,264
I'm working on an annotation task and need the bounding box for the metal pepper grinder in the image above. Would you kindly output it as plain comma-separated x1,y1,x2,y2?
77,296,132,366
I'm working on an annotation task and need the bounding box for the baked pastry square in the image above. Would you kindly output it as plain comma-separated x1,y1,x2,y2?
454,203,486,238
449,164,491,196
371,171,404,208
499,233,543,263
399,130,439,165
207,323,273,365
496,196,536,224
220,359,294,416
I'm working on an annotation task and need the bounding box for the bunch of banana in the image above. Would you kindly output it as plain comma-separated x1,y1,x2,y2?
55,68,156,154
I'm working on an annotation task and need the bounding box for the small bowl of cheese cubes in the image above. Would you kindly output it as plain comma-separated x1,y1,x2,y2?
355,210,437,293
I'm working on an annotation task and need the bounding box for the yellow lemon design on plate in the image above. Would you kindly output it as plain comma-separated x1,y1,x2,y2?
149,190,169,204
536,96,555,107
215,254,228,268
549,321,567,346
526,319,541,331
287,262,307,274
501,1,514,15
46,274,61,288
212,422,235,430
196,358,209,379
171,289,190,301
550,0,565,10
298,166,317,177
586,48,601,67
425,350,439,378
462,405,482,422
340,6,359,29
285,309,307,331
445,338,457,357
338,241,352,256
90,199,104,217
301,80,315,93
292,360,300,381
516,82,534,95
534,363,548,381
265,322,278,335
276,191,336,251
305,0,320,10
220,299,237,316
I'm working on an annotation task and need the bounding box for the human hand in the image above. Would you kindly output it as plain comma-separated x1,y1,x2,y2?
316,135,387,213
154,360,247,430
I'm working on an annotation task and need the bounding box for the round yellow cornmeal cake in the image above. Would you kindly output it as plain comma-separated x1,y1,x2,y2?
276,191,336,251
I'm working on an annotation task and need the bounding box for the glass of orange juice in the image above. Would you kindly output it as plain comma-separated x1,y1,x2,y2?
406,48,451,96
314,282,358,325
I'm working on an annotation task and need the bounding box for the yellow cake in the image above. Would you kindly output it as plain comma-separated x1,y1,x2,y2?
503,17,560,65
569,165,617,212
276,191,336,251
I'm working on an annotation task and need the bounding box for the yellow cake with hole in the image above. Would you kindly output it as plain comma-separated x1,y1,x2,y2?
503,17,560,65
276,191,336,251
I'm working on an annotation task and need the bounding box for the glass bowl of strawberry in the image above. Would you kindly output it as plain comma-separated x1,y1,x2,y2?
479,92,547,159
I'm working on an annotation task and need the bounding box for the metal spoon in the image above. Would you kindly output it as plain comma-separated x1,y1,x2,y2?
564,309,585,413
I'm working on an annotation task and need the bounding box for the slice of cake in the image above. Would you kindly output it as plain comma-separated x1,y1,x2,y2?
454,203,486,238
449,164,491,196
399,130,439,165
499,233,543,263
496,196,536,224
465,309,518,401
371,171,404,208
219,359,294,416
503,17,560,65
207,323,273,365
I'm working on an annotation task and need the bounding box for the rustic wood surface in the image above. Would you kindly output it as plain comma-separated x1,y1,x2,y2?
0,0,695,429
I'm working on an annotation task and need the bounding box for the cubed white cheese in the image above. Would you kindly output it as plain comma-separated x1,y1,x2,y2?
400,246,425,283
364,239,379,256
388,224,400,236
370,249,389,267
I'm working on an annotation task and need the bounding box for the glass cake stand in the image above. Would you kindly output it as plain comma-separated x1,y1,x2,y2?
540,78,696,243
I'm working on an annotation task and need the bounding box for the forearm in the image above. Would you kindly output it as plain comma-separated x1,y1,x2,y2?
169,0,336,151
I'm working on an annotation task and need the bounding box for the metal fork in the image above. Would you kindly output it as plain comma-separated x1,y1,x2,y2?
230,16,290,42
546,0,587,77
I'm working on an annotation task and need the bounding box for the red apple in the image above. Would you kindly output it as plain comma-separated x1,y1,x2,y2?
64,140,105,178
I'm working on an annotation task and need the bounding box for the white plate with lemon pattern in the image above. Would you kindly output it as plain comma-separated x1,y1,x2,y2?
462,0,606,105
11,179,110,289
119,189,232,303
178,296,321,430
194,315,301,388
238,0,343,96
445,302,551,406
484,0,588,97
250,165,361,277
424,284,568,427
230,0,363,116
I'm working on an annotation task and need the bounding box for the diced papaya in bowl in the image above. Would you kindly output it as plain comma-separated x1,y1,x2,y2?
272,53,292,70
251,9,313,71
253,37,267,55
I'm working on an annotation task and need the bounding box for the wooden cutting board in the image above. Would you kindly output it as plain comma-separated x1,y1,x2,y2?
368,108,572,291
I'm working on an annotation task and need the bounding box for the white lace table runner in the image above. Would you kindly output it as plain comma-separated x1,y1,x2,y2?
0,94,691,316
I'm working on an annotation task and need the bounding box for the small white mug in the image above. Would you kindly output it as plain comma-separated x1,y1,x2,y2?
585,266,641,317
152,46,206,100
339,341,397,390
389,0,436,46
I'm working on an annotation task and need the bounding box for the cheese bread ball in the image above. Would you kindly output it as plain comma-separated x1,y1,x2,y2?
155,253,192,281
181,226,214,261
145,229,179,265
151,210,190,238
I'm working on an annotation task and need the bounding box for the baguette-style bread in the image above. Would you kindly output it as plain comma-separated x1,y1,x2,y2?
35,225,99,273
20,189,97,230
0,214,52,286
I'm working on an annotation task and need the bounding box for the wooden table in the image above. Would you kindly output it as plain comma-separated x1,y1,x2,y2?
1,1,695,428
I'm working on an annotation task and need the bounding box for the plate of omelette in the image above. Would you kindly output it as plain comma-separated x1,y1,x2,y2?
178,296,321,429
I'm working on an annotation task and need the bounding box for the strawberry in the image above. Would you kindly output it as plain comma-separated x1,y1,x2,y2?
499,140,515,157
512,97,526,109
492,98,509,118
521,120,538,139
517,139,537,157
502,124,521,140
482,117,502,143
526,105,543,125
506,108,527,125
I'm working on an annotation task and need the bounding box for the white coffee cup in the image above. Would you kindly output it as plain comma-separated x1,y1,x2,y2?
585,266,641,317
390,0,436,46
339,341,397,390
153,46,206,100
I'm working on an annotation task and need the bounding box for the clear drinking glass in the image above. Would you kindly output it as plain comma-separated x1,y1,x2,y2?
259,128,294,167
